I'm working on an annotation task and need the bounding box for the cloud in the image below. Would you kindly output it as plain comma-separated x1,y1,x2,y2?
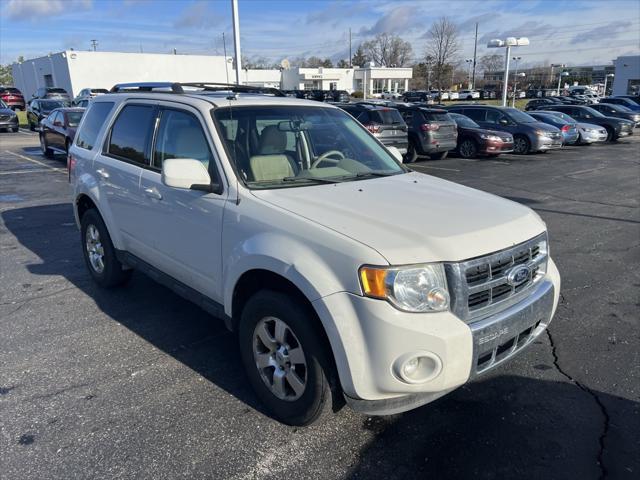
457,13,499,32
478,21,557,43
306,2,368,24
5,0,92,20
359,6,418,36
174,1,221,29
571,21,632,44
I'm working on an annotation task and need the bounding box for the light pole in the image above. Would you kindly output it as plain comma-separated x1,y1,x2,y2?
425,55,433,91
465,59,473,89
557,70,569,96
603,73,614,96
513,72,525,107
511,56,522,107
551,64,565,95
488,37,529,107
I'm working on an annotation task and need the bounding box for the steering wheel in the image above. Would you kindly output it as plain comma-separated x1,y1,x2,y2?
311,150,345,168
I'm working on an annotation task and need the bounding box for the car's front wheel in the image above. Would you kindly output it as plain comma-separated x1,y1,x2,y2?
239,290,333,426
81,209,132,288
513,135,531,154
404,139,419,163
458,138,478,159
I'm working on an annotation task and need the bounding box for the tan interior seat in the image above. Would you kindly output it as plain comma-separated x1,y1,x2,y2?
249,125,296,181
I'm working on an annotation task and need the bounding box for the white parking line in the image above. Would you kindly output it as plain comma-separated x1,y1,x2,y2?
3,150,65,173
0,169,56,175
17,129,37,136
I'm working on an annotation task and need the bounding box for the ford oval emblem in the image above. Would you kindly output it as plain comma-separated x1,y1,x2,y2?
506,265,530,286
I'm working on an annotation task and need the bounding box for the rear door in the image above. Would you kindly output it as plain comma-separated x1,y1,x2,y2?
370,109,407,148
49,111,65,149
138,104,228,298
93,103,157,256
422,110,457,144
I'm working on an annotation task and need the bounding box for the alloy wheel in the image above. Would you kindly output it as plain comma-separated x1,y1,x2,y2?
85,224,105,273
253,316,307,401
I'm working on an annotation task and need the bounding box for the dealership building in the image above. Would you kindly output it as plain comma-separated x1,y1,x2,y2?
11,50,412,99
612,55,640,96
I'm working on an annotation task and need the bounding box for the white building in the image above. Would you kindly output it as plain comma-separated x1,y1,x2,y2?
12,50,413,99
612,55,640,96
281,65,412,95
11,50,280,99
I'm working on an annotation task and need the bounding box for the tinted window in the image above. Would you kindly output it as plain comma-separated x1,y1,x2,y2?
40,100,66,113
503,108,537,123
49,88,67,94
67,111,84,127
485,109,503,124
76,102,114,150
108,105,155,164
421,111,451,122
463,109,485,122
354,110,371,123
52,112,63,125
153,109,214,174
450,113,479,128
370,109,404,125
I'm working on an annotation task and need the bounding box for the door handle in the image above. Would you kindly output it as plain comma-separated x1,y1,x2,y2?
143,186,162,200
96,168,109,179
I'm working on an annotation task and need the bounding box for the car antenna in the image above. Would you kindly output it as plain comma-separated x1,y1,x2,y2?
222,32,240,204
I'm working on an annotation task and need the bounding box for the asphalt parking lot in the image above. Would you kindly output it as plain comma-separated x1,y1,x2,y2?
1,131,638,480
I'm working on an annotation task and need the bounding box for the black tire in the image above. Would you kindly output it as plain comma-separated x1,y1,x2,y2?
458,138,478,159
404,138,419,163
604,126,615,142
11,126,18,133
80,209,132,288
29,122,35,132
429,151,448,160
238,290,333,426
513,135,531,155
40,134,54,158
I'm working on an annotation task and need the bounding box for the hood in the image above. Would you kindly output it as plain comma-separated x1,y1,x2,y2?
0,107,15,115
251,171,545,265
464,126,512,138
527,121,560,132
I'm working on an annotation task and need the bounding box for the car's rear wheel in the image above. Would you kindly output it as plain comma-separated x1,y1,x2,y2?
513,135,531,155
239,290,332,426
404,139,419,163
40,134,53,158
81,209,132,288
429,151,448,160
29,122,35,131
458,138,478,159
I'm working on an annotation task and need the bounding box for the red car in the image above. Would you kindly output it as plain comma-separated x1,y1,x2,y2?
0,86,25,111
39,107,85,157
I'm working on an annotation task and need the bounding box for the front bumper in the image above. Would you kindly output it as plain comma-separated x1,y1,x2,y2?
0,117,19,128
581,130,607,143
534,135,563,151
482,141,514,154
313,258,560,415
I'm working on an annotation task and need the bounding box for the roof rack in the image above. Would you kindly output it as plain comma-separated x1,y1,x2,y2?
109,82,285,97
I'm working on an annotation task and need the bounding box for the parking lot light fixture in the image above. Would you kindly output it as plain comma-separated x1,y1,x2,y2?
557,71,570,96
488,37,529,107
603,73,614,96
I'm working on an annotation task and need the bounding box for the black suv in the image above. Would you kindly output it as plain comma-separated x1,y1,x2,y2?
32,87,71,101
536,105,635,141
337,103,408,154
446,105,562,154
402,90,431,102
525,98,563,111
325,90,350,103
394,104,457,162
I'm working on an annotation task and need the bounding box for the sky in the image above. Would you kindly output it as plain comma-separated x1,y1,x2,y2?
1,0,639,68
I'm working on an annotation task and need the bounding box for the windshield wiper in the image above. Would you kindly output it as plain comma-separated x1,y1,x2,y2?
282,176,345,184
353,170,402,177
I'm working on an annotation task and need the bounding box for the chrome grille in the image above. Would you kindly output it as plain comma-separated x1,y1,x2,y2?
446,233,548,323
0,114,10,121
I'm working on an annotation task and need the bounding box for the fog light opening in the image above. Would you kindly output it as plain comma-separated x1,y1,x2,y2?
395,352,442,384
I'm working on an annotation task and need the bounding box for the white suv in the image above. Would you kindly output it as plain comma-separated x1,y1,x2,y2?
69,82,561,425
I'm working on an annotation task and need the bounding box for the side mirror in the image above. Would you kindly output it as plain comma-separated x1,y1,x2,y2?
387,146,404,163
499,118,509,125
161,158,220,193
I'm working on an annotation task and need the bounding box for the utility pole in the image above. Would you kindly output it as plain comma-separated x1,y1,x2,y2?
90,39,97,51
471,22,478,89
349,28,352,68
231,0,242,85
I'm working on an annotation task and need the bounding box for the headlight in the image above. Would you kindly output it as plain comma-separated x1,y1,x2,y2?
480,134,502,141
535,130,551,137
359,263,449,312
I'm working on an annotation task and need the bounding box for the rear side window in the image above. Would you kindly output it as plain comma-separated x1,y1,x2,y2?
354,110,371,123
76,102,114,150
464,109,485,122
108,105,155,164
152,109,214,172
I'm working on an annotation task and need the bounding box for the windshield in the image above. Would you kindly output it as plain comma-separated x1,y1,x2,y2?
371,109,404,125
583,107,605,118
49,88,67,94
213,105,405,189
450,113,479,128
91,89,108,94
504,108,537,123
67,111,84,126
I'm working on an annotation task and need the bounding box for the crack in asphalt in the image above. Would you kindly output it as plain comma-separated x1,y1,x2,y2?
546,327,610,480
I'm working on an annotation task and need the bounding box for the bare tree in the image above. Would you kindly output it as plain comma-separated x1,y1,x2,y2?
351,45,368,67
361,33,413,67
479,54,503,74
424,17,460,91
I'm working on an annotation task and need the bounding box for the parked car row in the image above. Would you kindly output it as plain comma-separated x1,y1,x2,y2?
282,89,350,103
